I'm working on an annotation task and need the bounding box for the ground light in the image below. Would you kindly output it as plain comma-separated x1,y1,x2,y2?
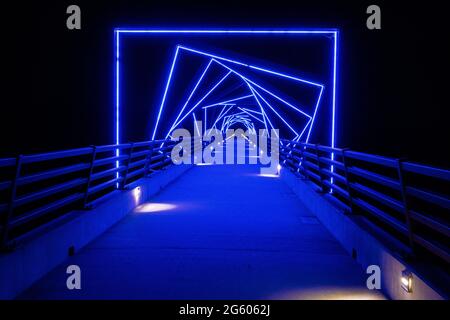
135,202,177,213
401,270,413,293
132,186,142,205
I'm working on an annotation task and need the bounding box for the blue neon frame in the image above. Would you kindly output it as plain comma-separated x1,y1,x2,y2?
150,48,322,142
114,28,339,150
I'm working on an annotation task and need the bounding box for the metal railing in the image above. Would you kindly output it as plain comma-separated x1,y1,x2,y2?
0,139,179,249
280,139,450,265
1,137,448,267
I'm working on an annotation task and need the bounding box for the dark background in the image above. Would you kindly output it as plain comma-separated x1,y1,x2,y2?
2,0,449,167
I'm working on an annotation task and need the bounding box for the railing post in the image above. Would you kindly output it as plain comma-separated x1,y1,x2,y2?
299,144,309,180
341,148,355,214
160,142,166,170
1,155,23,250
315,144,326,193
192,137,198,163
286,142,295,171
162,140,172,169
144,142,153,177
281,147,288,167
83,146,97,209
280,141,294,172
121,143,134,189
280,143,285,164
397,159,415,252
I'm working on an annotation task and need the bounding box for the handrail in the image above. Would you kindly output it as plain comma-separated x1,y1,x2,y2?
280,139,450,265
0,139,177,249
2,137,448,267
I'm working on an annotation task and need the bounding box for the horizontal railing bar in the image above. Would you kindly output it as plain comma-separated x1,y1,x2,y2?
90,166,127,182
128,158,147,170
152,139,171,144
287,148,303,155
409,210,450,238
304,169,321,183
303,160,319,172
150,154,165,162
125,168,146,181
17,163,91,186
14,178,87,207
412,234,450,264
21,148,92,164
0,158,16,167
285,160,296,170
151,147,164,153
10,193,85,229
153,145,174,152
290,155,302,164
406,186,450,210
302,151,316,160
352,197,407,234
323,180,350,199
0,180,12,191
320,168,347,185
129,150,150,159
93,155,129,167
297,142,315,149
94,144,132,152
84,190,120,209
316,145,344,153
402,162,450,181
318,156,345,171
88,178,121,195
148,161,166,170
127,141,152,148
350,182,404,213
344,151,398,168
347,166,400,190
354,198,449,263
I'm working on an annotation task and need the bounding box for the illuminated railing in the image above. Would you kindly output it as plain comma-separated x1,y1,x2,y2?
280,139,450,265
0,140,178,249
1,137,448,268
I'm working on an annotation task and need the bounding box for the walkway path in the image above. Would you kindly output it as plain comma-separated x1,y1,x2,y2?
19,164,384,299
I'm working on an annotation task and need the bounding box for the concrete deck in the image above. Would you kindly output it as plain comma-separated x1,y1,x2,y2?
19,164,384,299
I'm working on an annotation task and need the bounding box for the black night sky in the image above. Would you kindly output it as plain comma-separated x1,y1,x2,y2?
2,0,449,167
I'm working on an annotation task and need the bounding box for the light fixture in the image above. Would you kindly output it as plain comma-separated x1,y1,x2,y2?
401,270,413,293
115,29,339,180
132,186,142,205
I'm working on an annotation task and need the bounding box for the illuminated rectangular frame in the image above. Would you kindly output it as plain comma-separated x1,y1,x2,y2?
114,29,339,150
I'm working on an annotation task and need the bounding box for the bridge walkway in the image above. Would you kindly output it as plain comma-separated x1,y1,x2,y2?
19,164,384,299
